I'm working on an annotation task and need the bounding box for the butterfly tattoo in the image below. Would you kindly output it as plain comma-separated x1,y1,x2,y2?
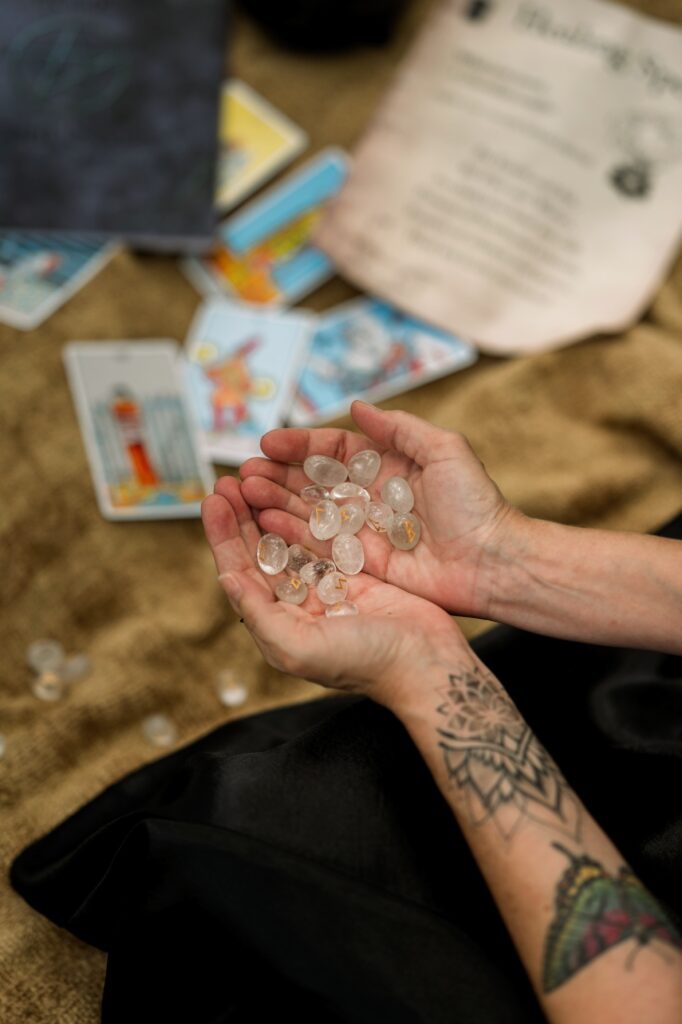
543,843,682,992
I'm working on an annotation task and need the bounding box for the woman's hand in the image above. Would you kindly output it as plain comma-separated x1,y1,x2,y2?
240,401,522,620
202,476,466,711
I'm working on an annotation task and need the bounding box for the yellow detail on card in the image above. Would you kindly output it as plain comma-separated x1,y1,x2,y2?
215,80,307,211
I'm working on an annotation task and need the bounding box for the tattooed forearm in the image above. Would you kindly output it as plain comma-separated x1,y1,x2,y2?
436,665,581,842
396,655,682,1018
543,843,682,992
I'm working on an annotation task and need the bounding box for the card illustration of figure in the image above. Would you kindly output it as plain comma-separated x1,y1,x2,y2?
64,342,214,520
183,147,349,306
290,298,478,426
0,233,117,330
184,297,314,464
216,80,307,211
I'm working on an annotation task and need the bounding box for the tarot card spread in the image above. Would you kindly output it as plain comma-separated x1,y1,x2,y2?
64,342,214,520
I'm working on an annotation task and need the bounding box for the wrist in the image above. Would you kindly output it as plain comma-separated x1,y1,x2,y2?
475,505,538,621
382,632,479,722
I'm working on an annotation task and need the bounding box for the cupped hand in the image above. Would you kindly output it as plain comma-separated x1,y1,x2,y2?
202,476,464,711
239,401,520,619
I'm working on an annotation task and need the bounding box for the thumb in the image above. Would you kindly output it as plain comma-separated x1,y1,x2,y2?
218,570,274,633
218,569,316,677
351,401,453,466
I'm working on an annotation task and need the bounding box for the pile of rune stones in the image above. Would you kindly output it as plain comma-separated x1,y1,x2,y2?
255,450,421,617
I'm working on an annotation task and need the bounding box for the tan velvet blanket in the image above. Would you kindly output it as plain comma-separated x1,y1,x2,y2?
1,2,681,1019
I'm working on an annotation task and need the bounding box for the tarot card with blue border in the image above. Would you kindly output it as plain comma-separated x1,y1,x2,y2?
184,297,315,464
183,147,349,306
64,341,214,520
0,233,117,330
290,298,478,426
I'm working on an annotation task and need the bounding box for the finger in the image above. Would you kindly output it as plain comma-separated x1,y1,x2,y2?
239,456,309,495
201,492,267,583
351,401,453,466
213,475,261,557
259,426,383,466
200,493,240,561
241,475,310,521
202,492,277,602
219,566,276,629
202,493,269,616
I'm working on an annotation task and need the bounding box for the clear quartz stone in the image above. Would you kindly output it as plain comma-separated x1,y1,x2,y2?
300,559,335,586
332,534,365,575
330,482,370,504
317,571,349,605
275,576,308,605
380,476,414,513
347,449,381,487
216,670,249,708
300,484,330,505
26,639,65,674
142,714,178,747
309,500,341,540
325,601,359,618
337,502,366,535
256,533,288,575
61,653,92,684
287,544,317,574
31,671,65,702
366,501,394,533
303,455,348,487
388,512,421,551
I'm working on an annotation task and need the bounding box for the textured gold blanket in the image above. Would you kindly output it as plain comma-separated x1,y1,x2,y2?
1,2,681,1018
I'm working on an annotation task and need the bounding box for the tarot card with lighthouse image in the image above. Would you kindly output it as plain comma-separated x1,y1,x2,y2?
64,341,214,520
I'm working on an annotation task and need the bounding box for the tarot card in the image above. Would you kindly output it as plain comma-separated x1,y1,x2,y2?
216,80,307,212
0,233,118,330
290,298,478,426
64,341,214,520
183,147,349,306
184,297,315,464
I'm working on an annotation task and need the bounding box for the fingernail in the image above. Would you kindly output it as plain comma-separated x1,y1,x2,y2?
218,572,242,600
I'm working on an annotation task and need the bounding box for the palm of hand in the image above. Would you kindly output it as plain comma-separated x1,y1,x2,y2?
240,434,507,617
202,477,459,707
388,451,506,612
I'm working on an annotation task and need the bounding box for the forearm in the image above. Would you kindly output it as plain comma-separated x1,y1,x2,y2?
486,515,682,653
392,643,682,1024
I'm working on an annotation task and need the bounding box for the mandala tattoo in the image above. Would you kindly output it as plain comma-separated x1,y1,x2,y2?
543,843,682,992
436,667,582,842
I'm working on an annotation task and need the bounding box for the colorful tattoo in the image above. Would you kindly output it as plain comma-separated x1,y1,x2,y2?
436,666,581,841
543,843,682,992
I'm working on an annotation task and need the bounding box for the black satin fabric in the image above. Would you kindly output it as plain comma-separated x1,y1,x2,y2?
11,514,682,1024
